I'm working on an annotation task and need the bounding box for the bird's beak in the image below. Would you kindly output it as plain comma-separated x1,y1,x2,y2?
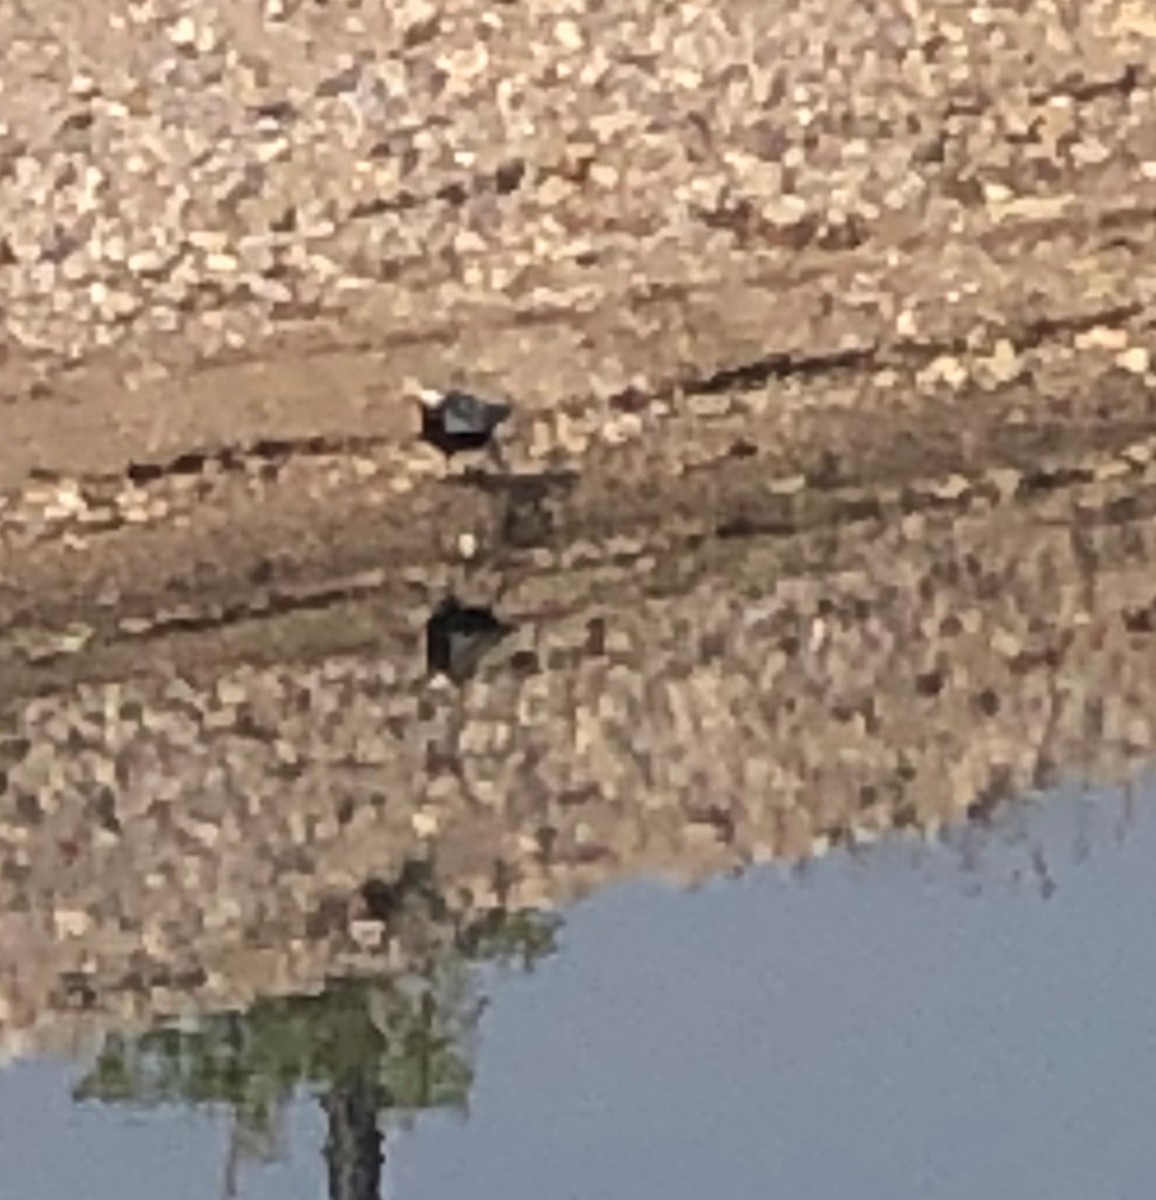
416,386,443,409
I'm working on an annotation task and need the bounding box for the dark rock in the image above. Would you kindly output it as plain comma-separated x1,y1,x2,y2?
425,596,514,681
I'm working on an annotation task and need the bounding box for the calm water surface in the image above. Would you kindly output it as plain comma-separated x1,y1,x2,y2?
2,778,1155,1200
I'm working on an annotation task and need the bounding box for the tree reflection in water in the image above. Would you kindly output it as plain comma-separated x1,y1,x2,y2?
73,908,559,1200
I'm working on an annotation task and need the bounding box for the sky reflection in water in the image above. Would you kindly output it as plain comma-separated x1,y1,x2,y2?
2,777,1154,1200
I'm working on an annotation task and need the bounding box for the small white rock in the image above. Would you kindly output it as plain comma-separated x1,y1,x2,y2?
986,338,1021,384
205,252,239,273
350,919,385,948
167,16,197,46
1116,345,1150,375
555,18,584,49
53,908,92,939
412,809,440,838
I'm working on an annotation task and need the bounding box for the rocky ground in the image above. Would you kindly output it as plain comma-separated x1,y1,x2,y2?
3,0,1156,1056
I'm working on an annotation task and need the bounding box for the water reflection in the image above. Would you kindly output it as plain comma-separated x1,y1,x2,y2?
73,910,557,1200
2,778,1154,1199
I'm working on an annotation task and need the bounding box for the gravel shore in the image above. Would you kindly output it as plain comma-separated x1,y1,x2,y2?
3,0,1156,479
4,0,1156,1055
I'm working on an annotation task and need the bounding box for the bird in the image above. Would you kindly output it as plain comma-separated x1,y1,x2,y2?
425,596,514,682
417,387,512,459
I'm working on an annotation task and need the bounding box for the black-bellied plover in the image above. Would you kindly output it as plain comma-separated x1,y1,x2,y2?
425,596,514,681
418,388,512,458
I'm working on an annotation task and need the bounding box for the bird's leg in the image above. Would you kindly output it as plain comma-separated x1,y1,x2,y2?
490,565,513,612
485,435,510,475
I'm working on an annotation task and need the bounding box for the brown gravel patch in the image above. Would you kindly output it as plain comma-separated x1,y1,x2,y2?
3,0,1156,482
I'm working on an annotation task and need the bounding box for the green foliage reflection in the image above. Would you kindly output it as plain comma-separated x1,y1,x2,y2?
74,906,559,1197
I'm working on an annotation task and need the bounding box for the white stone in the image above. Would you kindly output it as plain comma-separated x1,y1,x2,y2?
167,16,197,46
1116,346,1150,375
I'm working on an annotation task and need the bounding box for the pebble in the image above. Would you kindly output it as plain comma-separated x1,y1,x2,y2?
921,355,970,389
554,20,585,50
1076,325,1130,351
53,909,93,939
167,18,198,48
985,339,1022,385
1116,346,1151,375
